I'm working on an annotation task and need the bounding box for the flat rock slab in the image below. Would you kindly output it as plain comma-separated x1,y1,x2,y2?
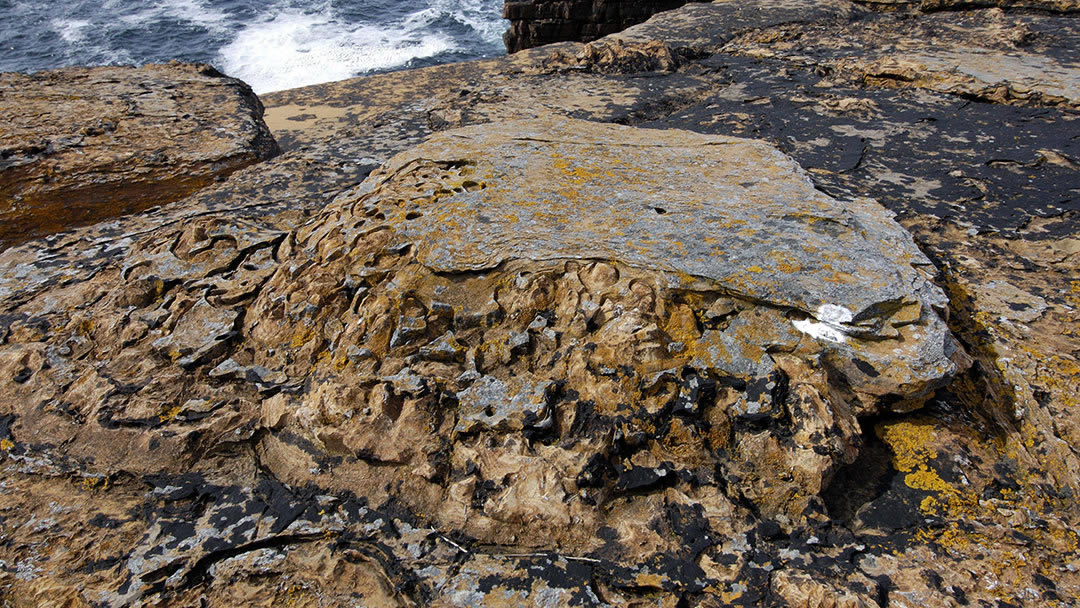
0,62,279,245
381,118,945,335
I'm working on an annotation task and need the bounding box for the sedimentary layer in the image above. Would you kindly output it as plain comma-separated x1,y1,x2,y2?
0,62,279,245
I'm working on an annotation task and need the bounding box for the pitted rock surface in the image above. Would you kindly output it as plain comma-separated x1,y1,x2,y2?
3,1,1080,606
332,118,961,413
0,62,279,245
0,117,959,606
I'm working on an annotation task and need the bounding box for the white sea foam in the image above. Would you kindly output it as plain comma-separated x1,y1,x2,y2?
218,8,456,94
112,0,232,34
5,0,507,93
432,0,507,44
52,19,91,43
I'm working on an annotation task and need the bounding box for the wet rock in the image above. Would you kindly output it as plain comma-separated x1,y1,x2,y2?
0,62,279,245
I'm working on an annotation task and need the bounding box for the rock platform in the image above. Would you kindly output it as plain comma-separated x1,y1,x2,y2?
1,0,1079,606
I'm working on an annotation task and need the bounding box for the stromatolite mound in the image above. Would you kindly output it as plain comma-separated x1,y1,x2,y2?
0,118,963,605
243,116,962,532
0,62,279,245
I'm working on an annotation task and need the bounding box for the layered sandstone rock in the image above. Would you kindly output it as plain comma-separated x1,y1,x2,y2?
0,62,279,245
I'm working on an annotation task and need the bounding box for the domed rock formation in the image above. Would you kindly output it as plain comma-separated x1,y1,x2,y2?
0,117,962,606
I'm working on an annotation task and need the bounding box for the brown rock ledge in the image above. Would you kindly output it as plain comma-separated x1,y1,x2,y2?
0,62,279,246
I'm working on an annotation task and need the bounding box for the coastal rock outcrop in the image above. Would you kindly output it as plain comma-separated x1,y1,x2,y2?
1,0,1080,605
0,62,279,246
0,116,961,606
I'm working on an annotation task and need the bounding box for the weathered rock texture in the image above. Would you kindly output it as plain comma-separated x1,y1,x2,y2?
0,62,279,246
2,0,1080,606
504,0,702,52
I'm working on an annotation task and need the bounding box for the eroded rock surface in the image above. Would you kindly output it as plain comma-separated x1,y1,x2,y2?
0,117,959,606
2,0,1080,606
0,62,279,245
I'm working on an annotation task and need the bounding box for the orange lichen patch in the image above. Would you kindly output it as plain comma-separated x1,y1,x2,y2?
719,588,745,603
0,439,13,451
634,572,665,589
905,466,954,494
80,476,110,492
158,404,183,423
289,327,317,349
877,419,938,473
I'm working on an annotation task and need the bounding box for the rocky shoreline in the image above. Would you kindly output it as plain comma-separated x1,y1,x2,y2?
1,1,1079,606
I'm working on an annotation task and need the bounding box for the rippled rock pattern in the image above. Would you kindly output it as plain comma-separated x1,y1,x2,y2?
0,62,279,245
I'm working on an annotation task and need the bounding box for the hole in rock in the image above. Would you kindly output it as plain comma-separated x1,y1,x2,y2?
653,207,667,214
821,415,896,524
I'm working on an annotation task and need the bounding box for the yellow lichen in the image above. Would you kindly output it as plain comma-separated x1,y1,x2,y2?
905,465,954,494
877,420,938,473
290,326,316,348
634,572,664,588
919,495,941,515
81,476,110,492
159,404,183,423
0,439,13,451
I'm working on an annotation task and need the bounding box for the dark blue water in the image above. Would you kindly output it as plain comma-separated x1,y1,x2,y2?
0,0,507,93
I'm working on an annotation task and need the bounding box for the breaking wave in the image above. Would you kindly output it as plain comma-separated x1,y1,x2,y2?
1,0,507,93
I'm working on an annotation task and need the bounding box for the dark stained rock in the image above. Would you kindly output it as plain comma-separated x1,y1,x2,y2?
503,0,705,52
855,0,1079,12
0,62,279,246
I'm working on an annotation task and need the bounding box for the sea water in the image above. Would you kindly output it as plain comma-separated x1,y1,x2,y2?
0,0,508,93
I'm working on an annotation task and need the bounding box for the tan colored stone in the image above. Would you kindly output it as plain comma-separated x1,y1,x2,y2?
0,62,279,245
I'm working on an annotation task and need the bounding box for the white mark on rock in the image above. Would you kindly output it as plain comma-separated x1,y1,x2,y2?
817,303,854,324
792,304,854,343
